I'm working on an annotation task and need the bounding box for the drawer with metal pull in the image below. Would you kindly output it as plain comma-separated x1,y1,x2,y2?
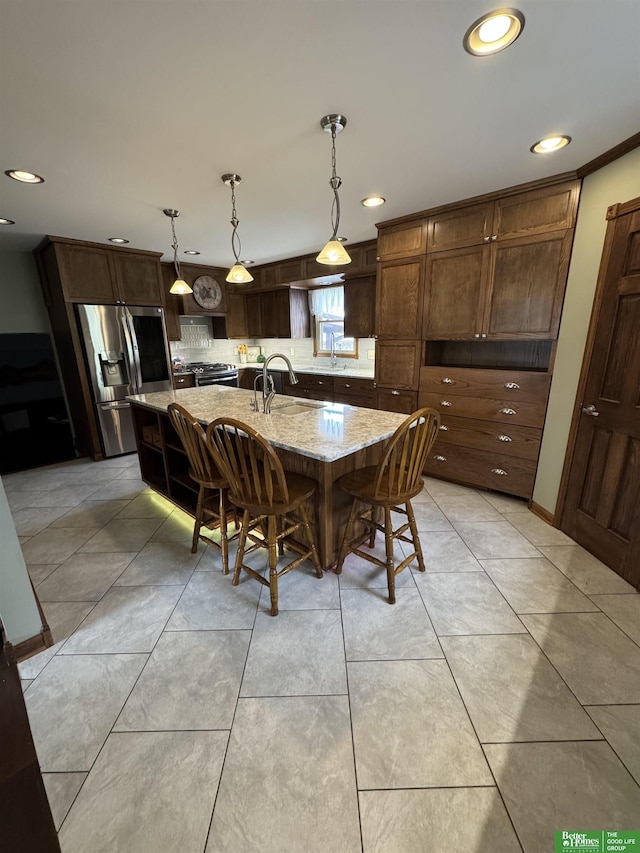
418,391,546,428
424,444,537,498
172,372,195,390
334,375,375,396
434,415,541,460
420,367,551,403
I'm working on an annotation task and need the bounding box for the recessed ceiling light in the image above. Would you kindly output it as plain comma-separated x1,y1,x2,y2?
463,8,525,56
108,237,129,244
361,196,386,207
0,218,16,225
5,169,45,184
530,135,572,154
184,250,200,255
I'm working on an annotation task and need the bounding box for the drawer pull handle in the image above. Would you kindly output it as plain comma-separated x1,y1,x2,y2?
504,382,520,390
391,390,400,396
177,378,185,383
344,383,351,388
497,434,512,442
318,381,324,385
433,455,447,462
491,468,508,476
499,407,517,415
440,400,452,407
441,377,454,384
439,425,449,431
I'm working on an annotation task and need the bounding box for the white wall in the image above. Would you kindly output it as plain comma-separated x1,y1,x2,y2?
533,148,640,515
0,250,49,332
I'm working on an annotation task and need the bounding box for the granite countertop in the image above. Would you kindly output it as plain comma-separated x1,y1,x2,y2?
127,386,406,462
238,362,375,380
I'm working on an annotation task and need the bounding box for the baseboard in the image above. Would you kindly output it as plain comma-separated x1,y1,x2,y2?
6,628,53,666
529,500,556,526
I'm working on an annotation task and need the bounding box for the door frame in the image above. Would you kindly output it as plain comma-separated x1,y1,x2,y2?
555,195,640,525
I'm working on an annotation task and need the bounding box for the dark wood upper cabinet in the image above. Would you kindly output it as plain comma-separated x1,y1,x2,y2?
112,253,164,305
376,258,424,339
427,202,494,253
251,288,310,338
423,245,490,339
225,292,249,338
375,339,422,390
246,293,264,338
55,243,117,303
494,180,580,241
377,219,427,260
486,229,574,338
344,275,375,338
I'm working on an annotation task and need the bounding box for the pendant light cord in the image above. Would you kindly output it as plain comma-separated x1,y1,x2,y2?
169,215,182,280
229,180,242,263
328,122,342,240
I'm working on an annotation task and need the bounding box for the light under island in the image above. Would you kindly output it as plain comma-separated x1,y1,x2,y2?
127,385,409,569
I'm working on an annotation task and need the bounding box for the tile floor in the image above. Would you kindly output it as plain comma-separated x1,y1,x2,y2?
5,454,640,853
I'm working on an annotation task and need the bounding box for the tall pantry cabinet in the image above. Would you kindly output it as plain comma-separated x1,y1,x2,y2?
375,176,580,499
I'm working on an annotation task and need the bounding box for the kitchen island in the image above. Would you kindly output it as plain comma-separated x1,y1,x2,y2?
127,386,408,568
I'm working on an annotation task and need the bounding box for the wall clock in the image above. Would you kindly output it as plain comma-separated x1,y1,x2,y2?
192,275,223,311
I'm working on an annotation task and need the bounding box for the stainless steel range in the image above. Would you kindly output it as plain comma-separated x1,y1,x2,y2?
187,362,239,388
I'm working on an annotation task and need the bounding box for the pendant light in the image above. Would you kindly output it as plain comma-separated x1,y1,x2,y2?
316,114,351,266
163,209,192,295
221,174,253,284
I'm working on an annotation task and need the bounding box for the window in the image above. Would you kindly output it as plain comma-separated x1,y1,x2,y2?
309,285,358,359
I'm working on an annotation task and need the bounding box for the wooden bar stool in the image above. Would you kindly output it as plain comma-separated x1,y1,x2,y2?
207,417,323,616
335,407,440,603
167,403,232,574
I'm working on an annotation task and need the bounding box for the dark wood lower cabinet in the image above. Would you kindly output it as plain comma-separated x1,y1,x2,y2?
376,389,417,414
424,443,537,498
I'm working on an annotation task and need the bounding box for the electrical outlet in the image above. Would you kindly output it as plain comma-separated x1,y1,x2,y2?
367,349,375,360
290,347,295,355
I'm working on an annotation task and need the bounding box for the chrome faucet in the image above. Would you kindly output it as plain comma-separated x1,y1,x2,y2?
261,352,298,414
329,332,338,368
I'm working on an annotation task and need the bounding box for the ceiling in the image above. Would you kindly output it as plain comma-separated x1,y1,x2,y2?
1,1,639,269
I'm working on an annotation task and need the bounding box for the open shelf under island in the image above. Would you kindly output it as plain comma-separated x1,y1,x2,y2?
127,386,409,569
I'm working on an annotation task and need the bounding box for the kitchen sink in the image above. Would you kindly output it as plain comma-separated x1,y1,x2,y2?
271,402,327,415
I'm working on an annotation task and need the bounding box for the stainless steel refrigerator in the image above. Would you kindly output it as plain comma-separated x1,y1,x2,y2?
76,304,172,457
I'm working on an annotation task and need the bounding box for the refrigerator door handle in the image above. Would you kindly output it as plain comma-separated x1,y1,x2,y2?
121,308,142,393
99,401,131,410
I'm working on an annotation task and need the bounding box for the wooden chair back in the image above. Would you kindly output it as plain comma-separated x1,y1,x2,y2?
373,407,440,501
167,403,221,484
207,417,290,509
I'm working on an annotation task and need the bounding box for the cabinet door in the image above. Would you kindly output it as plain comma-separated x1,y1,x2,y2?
225,292,248,338
423,245,490,339
246,293,264,338
376,259,424,339
55,243,116,303
288,289,311,338
427,202,494,252
494,181,579,240
485,230,573,339
377,219,427,260
344,275,375,338
375,340,421,390
113,253,164,305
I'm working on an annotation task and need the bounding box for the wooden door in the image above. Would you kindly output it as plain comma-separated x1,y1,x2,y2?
485,230,573,339
225,292,248,338
55,243,116,302
423,245,490,339
377,219,427,260
375,339,422,390
376,259,424,339
494,180,580,241
113,253,164,305
561,200,640,588
246,293,263,338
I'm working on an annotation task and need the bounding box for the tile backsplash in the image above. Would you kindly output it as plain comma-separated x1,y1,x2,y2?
170,317,375,370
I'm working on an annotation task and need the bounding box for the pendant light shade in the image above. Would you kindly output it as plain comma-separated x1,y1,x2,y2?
163,209,193,295
222,174,253,284
317,114,351,266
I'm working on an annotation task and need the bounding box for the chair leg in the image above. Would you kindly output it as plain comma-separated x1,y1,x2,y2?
336,497,360,575
278,516,285,557
192,485,205,554
268,515,279,616
219,488,229,575
368,505,378,547
232,510,250,586
299,504,323,578
384,506,396,604
406,499,426,572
